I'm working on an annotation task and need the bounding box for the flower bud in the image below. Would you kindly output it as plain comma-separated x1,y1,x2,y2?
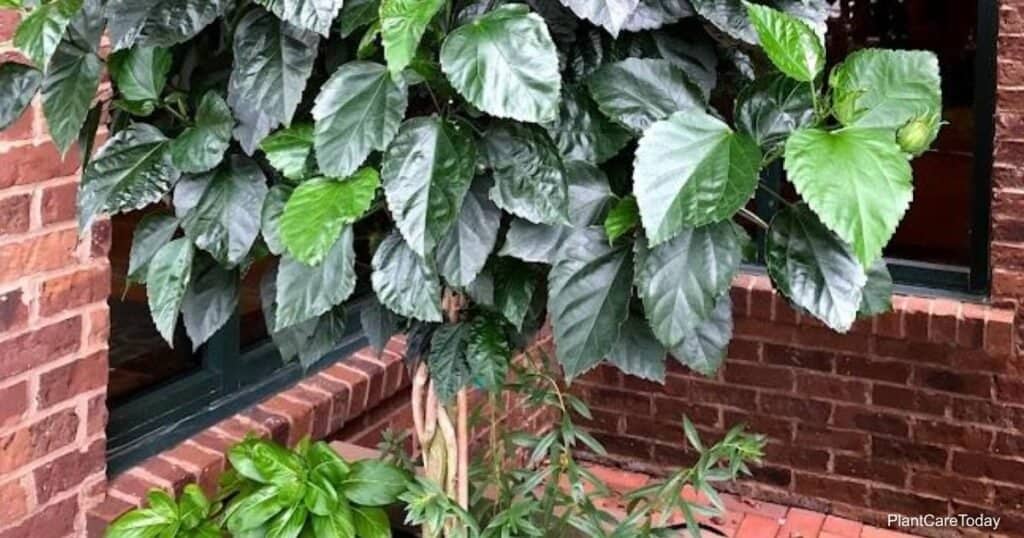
896,113,941,156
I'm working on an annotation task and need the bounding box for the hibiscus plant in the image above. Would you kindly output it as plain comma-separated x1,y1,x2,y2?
0,0,941,534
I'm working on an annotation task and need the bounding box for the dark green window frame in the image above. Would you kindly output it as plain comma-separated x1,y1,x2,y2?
752,0,996,299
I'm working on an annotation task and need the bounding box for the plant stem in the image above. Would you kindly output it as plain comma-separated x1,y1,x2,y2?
737,208,769,230
757,183,794,208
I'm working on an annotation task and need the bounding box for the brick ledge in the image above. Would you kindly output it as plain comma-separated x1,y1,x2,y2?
86,335,411,536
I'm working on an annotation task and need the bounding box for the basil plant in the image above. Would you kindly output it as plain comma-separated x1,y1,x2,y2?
0,0,941,387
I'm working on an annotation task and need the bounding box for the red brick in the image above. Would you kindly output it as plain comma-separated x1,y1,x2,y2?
0,142,81,189
652,396,720,427
912,420,992,451
822,515,863,537
140,456,196,495
323,363,369,416
686,379,757,409
869,487,949,517
832,406,909,437
762,344,834,371
0,381,28,428
764,442,830,472
0,194,30,236
302,374,352,432
592,432,652,460
952,397,1024,429
87,497,134,538
872,385,949,416
0,408,79,473
952,451,1024,483
796,371,869,403
910,470,991,501
0,101,33,143
40,181,78,225
833,454,906,486
723,361,793,390
0,478,30,523
872,437,948,469
623,416,686,445
33,438,105,503
344,357,386,407
795,326,869,354
285,386,332,439
37,350,106,408
0,10,21,41
957,303,986,349
777,508,825,537
38,265,110,317
759,394,831,422
795,423,868,453
162,442,224,498
0,288,29,334
0,228,80,282
260,395,313,447
724,410,793,440
0,316,82,378
736,513,781,537
87,393,106,436
0,496,77,538
835,355,909,383
583,386,652,416
727,339,761,362
984,308,1015,357
794,473,868,505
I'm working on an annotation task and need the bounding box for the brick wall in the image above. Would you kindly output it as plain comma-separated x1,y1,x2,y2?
0,13,112,538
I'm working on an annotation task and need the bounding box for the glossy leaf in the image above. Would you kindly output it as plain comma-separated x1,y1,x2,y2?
78,123,179,230
766,204,867,332
441,4,561,123
261,124,315,180
0,63,42,131
382,117,477,256
557,0,639,37
262,184,293,256
652,30,718,102
14,0,83,69
255,0,344,36
351,506,391,538
380,0,445,76
229,8,319,154
107,0,226,50
341,460,408,506
784,127,912,267
607,315,666,382
467,314,511,391
371,232,443,322
690,0,757,44
108,45,172,103
281,169,380,265
745,2,824,82
361,297,404,353
313,61,407,178
171,91,233,173
634,109,761,244
734,73,814,152
339,0,380,37
587,58,702,133
437,180,501,287
623,0,694,32
428,322,471,402
175,156,269,267
146,238,195,346
544,86,632,164
275,227,357,329
41,8,103,155
492,258,537,330
181,254,240,349
485,122,569,225
859,259,893,317
548,227,633,379
671,293,732,376
830,49,942,130
634,221,743,348
127,212,178,283
603,195,639,243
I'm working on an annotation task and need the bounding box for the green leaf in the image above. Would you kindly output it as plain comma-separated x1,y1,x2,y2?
360,297,403,353
544,86,631,164
859,258,893,317
275,227,357,329
307,441,350,483
829,49,942,130
440,4,561,123
734,73,814,152
261,124,315,180
146,238,195,346
107,508,175,538
107,0,226,50
587,58,702,133
484,122,569,225
623,0,693,32
500,160,613,263
127,212,178,283
41,16,103,155
548,228,633,379
229,8,319,154
181,254,240,350
603,195,639,243
382,117,477,256
607,315,666,382
690,0,757,44
312,513,356,538
178,485,211,529
670,294,732,376
783,126,913,267
745,2,824,82
371,232,443,322
634,222,743,348
0,63,42,131
262,185,293,256
255,0,344,36
652,30,718,102
14,0,83,69
313,61,407,178
436,180,501,287
466,314,511,391
766,204,867,332
78,123,179,230
634,109,761,244
304,472,338,516
108,46,172,103
351,506,391,538
338,0,380,37
266,503,307,538
492,258,537,330
341,460,408,506
558,0,639,36
230,438,306,485
170,92,233,174
226,486,289,533
175,156,269,267
380,0,445,76
281,169,380,265
428,322,471,402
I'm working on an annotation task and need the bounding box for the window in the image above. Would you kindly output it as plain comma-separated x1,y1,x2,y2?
105,210,369,474
754,0,996,294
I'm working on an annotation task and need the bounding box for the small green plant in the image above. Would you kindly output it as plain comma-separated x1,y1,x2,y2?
106,438,411,538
